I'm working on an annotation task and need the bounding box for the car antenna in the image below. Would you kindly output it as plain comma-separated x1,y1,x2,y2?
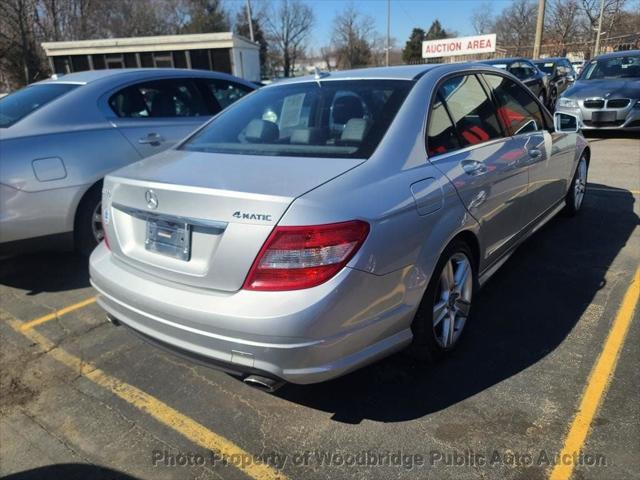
314,67,329,86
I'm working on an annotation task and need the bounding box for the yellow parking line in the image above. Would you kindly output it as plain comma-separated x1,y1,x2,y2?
549,267,640,480
5,311,286,480
19,297,97,331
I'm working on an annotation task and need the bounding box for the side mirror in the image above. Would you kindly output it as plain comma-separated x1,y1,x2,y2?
567,74,576,83
554,112,580,133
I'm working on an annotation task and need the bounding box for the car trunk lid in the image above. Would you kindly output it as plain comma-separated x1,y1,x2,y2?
103,149,363,292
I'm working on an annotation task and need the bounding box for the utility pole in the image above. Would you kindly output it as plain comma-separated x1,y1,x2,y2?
386,0,390,67
246,0,255,42
593,0,605,57
532,0,546,58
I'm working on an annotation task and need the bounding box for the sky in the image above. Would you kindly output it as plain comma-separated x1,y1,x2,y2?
230,0,516,52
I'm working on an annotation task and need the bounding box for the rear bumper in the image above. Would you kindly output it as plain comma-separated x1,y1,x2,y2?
89,242,419,384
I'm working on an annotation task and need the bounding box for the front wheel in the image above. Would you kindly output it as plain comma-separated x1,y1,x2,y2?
564,155,588,216
409,239,477,362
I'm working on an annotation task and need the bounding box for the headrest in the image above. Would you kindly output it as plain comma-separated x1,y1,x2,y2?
332,95,365,124
150,92,175,117
337,118,369,146
245,119,279,143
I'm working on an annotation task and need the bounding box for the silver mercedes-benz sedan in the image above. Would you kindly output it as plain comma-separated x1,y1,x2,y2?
90,64,590,389
0,69,255,255
556,50,640,131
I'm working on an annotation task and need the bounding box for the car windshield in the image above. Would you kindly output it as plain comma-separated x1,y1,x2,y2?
535,62,555,74
181,80,413,159
0,83,80,127
580,55,640,80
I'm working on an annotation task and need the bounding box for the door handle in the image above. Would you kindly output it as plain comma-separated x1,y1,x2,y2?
528,148,542,158
461,160,488,176
138,133,164,146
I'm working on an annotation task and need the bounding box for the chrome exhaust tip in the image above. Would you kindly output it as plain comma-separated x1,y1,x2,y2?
106,314,121,326
243,375,285,393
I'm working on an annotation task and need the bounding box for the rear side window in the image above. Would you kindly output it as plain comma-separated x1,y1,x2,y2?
509,61,536,80
483,74,545,135
203,79,253,110
437,75,503,148
0,83,79,128
427,93,461,156
109,79,210,118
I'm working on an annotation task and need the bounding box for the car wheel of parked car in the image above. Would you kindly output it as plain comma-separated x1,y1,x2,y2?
549,88,558,109
564,155,588,216
75,182,103,256
410,239,477,362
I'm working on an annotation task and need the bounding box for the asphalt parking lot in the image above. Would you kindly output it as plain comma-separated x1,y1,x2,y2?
1,133,638,480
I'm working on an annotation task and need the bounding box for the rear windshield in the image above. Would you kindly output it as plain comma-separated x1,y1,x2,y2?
580,55,640,80
181,80,414,159
0,83,80,128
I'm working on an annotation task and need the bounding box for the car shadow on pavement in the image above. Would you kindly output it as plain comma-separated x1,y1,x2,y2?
0,252,90,295
1,464,139,480
276,183,638,424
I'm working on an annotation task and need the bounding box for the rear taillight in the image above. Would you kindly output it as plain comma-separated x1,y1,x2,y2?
243,220,370,291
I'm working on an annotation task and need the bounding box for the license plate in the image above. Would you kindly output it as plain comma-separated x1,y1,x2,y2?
591,111,616,124
145,218,191,261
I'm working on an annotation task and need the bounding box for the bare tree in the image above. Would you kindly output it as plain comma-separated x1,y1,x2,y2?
264,0,314,77
0,0,47,86
494,0,538,56
545,0,584,54
471,1,495,34
331,5,376,69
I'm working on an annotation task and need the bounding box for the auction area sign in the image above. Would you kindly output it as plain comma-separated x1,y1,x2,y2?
422,34,496,58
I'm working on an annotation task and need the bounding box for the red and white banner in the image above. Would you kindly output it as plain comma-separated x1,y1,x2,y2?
422,34,496,59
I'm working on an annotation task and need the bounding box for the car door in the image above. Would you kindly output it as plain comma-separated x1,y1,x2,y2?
108,78,214,157
426,73,530,263
483,73,574,225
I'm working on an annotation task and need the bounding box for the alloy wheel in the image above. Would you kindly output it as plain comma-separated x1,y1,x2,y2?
432,252,473,349
91,201,104,243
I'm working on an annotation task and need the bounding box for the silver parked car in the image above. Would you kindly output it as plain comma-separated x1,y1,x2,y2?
0,69,255,255
90,64,590,388
556,50,640,131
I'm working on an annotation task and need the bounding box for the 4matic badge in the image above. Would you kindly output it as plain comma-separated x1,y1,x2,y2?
232,211,273,222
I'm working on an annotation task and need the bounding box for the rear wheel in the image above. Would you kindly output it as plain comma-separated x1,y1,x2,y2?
564,155,588,216
410,239,477,362
75,183,103,256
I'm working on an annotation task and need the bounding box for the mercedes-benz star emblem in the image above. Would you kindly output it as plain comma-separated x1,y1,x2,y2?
145,190,158,210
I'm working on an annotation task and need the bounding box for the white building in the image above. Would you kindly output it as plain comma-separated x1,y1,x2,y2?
41,32,260,82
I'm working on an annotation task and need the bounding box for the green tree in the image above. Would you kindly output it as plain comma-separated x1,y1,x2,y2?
425,20,449,40
402,27,425,63
181,0,229,33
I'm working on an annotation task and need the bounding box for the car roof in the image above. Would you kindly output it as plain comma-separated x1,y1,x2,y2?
266,64,442,86
35,68,245,86
479,57,531,64
533,57,567,62
593,49,640,60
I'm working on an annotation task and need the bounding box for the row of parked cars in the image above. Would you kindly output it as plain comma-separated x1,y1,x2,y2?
479,51,640,131
0,50,635,388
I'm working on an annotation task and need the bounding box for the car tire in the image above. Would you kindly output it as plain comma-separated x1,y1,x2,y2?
75,182,103,256
549,88,558,109
409,239,478,362
564,155,588,216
